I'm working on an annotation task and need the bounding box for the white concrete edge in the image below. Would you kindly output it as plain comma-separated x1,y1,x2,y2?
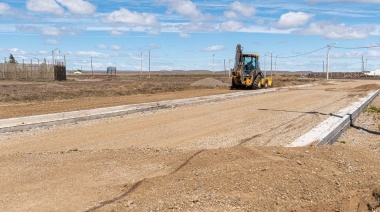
287,89,380,147
0,84,317,133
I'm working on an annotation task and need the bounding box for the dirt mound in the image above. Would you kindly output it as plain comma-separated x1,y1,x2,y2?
190,78,229,88
355,84,380,91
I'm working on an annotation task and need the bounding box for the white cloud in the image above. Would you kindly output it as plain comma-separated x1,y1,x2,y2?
307,0,380,3
146,28,160,35
0,2,10,15
111,45,122,50
56,0,96,15
15,25,39,32
202,45,225,52
149,44,161,49
38,51,48,55
97,44,107,49
9,48,27,56
180,22,217,32
41,26,82,37
26,0,64,15
295,21,373,39
367,50,380,57
26,0,95,15
157,0,206,21
110,29,124,36
42,28,61,36
76,51,108,58
179,33,191,38
219,21,244,32
224,1,256,19
102,8,158,27
255,19,265,25
276,12,314,29
46,39,58,45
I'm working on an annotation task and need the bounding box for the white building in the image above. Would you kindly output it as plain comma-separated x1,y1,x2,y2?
365,69,380,76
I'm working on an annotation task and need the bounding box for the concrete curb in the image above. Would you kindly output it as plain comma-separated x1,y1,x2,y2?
287,89,380,147
0,84,318,133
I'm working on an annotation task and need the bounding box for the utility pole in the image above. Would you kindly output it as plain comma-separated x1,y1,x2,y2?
229,59,233,77
264,52,271,78
140,51,143,78
64,53,70,67
91,57,93,76
224,59,226,76
361,55,364,72
52,48,58,65
212,54,215,75
365,58,368,72
275,55,279,74
323,60,325,73
326,43,336,80
270,52,273,78
264,54,266,78
326,46,331,80
148,50,151,78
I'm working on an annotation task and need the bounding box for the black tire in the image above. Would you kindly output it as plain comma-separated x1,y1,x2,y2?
253,73,263,89
230,78,237,90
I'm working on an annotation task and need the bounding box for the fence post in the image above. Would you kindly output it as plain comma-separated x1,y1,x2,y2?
2,57,5,79
4,57,6,79
30,59,32,79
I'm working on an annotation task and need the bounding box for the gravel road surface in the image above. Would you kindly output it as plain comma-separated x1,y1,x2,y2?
0,80,379,211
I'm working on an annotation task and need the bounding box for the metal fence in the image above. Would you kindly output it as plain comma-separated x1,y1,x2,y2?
0,63,55,80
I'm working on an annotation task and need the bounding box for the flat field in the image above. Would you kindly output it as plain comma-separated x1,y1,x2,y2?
0,73,310,118
0,74,379,211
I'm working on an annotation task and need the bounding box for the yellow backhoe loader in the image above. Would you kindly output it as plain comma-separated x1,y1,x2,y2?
231,44,272,89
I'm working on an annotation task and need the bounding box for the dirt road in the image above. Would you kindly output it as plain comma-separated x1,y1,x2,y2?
0,80,379,211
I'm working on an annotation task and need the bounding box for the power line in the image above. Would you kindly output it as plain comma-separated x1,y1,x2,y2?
333,44,380,49
277,46,327,59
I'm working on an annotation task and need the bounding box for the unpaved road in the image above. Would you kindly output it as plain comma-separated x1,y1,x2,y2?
0,80,380,211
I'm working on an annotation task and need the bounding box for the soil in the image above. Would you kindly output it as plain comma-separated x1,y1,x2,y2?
190,78,230,87
354,83,380,91
0,74,311,119
0,77,379,211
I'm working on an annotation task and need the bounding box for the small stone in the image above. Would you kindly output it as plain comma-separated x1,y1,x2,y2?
297,160,302,165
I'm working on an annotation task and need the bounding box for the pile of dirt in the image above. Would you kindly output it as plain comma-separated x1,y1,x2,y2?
190,78,229,88
355,84,380,91
99,145,380,211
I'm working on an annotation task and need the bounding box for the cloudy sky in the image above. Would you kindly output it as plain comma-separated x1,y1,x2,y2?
0,0,379,72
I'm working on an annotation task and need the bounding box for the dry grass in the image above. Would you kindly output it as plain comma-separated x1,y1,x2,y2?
0,74,231,103
0,73,310,103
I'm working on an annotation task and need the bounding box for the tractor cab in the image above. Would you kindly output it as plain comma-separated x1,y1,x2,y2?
242,54,260,77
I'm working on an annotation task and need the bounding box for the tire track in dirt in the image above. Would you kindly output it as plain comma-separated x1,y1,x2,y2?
84,150,205,211
80,95,353,211
238,95,349,146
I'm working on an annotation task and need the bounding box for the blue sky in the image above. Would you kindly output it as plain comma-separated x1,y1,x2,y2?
0,0,379,72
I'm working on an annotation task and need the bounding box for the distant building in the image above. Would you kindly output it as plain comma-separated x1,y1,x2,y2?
365,69,380,76
107,66,116,74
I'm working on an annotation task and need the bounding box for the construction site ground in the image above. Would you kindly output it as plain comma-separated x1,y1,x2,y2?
0,75,379,211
